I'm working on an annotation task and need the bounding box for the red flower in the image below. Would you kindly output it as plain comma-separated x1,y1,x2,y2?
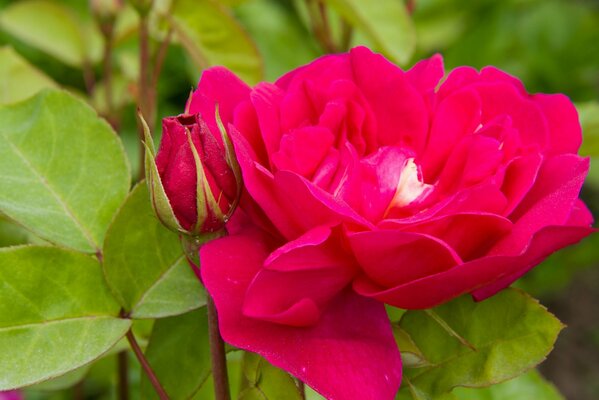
195,47,593,399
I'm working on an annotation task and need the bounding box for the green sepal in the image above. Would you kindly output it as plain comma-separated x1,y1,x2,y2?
215,104,242,222
186,128,210,233
138,111,184,234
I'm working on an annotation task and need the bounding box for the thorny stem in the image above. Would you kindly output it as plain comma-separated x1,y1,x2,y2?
126,330,170,400
73,380,85,400
297,380,306,399
82,59,95,95
407,0,416,15
101,21,116,126
152,28,173,90
339,19,353,52
137,14,152,180
117,351,130,400
207,294,231,400
306,0,337,53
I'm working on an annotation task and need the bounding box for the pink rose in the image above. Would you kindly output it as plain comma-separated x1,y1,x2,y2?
155,113,239,234
197,47,594,399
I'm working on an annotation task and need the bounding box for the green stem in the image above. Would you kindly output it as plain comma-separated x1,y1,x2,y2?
298,380,306,399
117,350,130,400
126,330,170,400
137,13,153,180
207,293,231,400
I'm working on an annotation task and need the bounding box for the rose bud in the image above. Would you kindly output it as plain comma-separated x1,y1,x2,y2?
140,105,241,238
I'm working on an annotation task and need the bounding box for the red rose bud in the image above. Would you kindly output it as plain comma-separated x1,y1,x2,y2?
140,108,241,237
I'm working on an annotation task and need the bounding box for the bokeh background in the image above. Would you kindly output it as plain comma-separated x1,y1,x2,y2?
0,0,597,399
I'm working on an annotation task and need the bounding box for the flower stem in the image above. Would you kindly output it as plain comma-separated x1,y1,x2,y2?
137,13,153,180
126,330,170,400
297,380,306,400
117,350,129,400
207,293,231,400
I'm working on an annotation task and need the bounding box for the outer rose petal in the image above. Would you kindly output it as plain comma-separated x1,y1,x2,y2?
494,154,590,255
349,230,461,288
406,53,445,95
353,224,592,309
200,228,402,400
187,67,250,139
472,199,595,300
532,93,582,154
243,226,357,327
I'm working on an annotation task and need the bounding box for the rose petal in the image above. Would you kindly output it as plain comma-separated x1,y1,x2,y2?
350,46,429,153
495,154,590,255
354,224,592,309
403,212,513,261
406,53,445,95
349,230,461,288
243,226,357,327
421,89,482,180
533,93,582,154
188,66,250,138
200,228,402,400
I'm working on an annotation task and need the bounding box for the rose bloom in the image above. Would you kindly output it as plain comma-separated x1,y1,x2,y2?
190,47,594,399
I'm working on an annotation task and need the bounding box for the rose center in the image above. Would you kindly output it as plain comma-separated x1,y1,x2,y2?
384,158,432,217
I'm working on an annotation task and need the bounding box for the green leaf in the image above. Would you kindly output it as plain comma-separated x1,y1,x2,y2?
452,369,564,400
0,89,130,253
168,0,264,84
0,46,58,106
322,0,416,65
27,364,90,392
393,325,429,369
0,246,130,390
103,183,205,318
0,0,90,67
0,217,29,247
578,101,599,157
141,308,211,399
238,352,302,400
396,289,563,399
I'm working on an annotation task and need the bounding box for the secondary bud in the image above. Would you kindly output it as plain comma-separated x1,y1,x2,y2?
140,108,241,238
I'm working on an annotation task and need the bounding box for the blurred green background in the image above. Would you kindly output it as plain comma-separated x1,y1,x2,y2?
0,0,597,399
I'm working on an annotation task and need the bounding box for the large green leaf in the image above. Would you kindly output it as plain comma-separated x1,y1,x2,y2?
322,0,416,65
141,308,211,399
0,0,94,67
168,0,263,84
103,183,205,318
396,289,563,399
0,246,130,390
0,46,58,106
0,90,130,253
238,352,302,400
452,369,563,400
